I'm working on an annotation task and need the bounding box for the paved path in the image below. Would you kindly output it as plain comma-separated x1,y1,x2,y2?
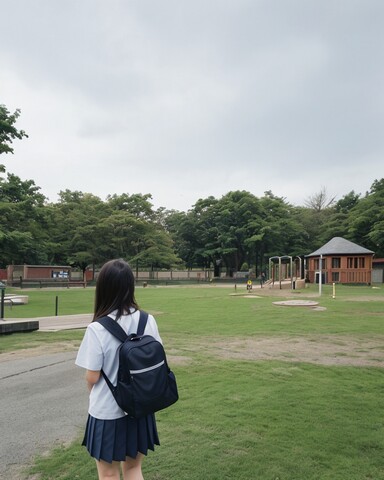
0,315,91,479
3,313,93,332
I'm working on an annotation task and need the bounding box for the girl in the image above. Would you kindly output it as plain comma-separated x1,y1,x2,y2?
76,259,162,480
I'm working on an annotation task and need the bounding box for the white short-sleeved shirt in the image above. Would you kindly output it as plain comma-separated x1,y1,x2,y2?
75,309,162,420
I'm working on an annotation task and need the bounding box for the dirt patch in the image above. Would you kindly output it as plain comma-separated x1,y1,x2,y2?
3,334,384,368
0,342,192,367
213,335,384,367
0,342,78,362
272,300,319,307
345,296,384,302
167,354,193,366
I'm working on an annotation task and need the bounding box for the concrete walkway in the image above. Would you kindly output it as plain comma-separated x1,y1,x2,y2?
0,314,93,478
1,350,89,479
1,313,93,332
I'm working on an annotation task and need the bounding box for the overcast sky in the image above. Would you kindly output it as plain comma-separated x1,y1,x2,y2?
1,1,383,211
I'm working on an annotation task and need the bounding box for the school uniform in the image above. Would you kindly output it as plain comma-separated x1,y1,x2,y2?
76,309,162,463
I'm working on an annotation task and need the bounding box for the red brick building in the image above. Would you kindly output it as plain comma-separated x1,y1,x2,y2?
7,265,71,284
306,237,374,285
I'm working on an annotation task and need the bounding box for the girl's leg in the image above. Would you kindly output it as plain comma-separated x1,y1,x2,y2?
95,459,121,480
121,453,145,480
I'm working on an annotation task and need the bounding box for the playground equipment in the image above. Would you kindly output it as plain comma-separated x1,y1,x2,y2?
268,255,305,289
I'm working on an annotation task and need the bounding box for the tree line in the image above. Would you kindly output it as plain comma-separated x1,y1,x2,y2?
1,104,383,276
1,171,383,276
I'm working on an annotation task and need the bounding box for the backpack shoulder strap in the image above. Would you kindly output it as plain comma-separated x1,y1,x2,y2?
97,316,127,343
137,310,149,336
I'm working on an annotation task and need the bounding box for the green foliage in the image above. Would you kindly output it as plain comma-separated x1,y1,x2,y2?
48,190,111,267
24,189,182,270
347,179,384,256
130,228,182,270
1,159,384,272
0,172,47,267
167,190,305,274
0,104,28,156
106,192,156,220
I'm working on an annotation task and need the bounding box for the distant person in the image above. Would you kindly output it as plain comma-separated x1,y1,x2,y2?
260,272,266,287
247,279,253,291
76,259,162,480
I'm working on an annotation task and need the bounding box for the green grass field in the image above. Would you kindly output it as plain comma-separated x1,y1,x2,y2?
4,286,95,318
2,283,384,479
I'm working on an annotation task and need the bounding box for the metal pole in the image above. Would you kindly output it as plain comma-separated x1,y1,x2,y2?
55,295,59,316
298,256,302,279
0,289,4,319
269,258,273,286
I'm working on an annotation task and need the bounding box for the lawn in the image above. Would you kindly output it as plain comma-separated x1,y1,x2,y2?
3,286,95,318
2,283,384,479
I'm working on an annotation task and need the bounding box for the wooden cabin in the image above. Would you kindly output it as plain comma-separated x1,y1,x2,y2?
306,237,374,285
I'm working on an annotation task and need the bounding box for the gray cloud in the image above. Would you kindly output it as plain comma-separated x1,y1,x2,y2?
1,0,383,210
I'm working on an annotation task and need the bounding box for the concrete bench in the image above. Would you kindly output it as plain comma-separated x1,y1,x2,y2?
0,320,39,334
4,295,29,305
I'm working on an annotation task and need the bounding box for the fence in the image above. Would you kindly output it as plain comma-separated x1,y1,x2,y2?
135,270,213,281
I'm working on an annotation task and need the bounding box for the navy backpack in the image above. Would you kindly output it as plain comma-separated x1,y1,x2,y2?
97,311,178,418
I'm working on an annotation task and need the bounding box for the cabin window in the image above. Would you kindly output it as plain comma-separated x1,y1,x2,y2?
332,272,340,282
314,258,327,269
347,257,366,268
332,257,341,268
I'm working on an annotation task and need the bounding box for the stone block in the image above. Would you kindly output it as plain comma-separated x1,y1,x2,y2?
0,321,39,334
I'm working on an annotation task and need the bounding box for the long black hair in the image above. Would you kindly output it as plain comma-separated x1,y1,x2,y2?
93,259,139,321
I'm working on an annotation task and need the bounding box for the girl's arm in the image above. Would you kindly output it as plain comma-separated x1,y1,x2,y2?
85,369,101,392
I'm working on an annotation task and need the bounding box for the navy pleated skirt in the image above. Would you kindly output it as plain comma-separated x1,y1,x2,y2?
82,413,160,463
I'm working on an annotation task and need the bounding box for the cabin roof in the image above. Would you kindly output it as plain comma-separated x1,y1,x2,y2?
307,237,374,257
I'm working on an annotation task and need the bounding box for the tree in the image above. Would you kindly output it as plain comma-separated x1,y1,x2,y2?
334,191,360,214
258,191,304,259
212,191,262,275
347,179,384,256
296,188,337,252
101,210,149,261
165,210,204,269
165,197,220,271
166,190,304,277
304,187,335,211
317,191,361,245
48,190,111,273
45,190,182,276
0,105,28,160
106,193,156,221
0,172,48,266
130,227,182,272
